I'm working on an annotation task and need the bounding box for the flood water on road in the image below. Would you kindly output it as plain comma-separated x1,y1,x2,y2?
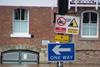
0,64,100,67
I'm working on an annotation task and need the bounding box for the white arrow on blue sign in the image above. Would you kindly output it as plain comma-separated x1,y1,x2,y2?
52,45,71,55
48,43,75,62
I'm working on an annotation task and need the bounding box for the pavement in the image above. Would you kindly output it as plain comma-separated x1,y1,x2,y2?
0,64,100,67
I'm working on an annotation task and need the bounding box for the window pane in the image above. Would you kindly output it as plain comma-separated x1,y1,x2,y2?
13,21,21,33
13,21,28,33
91,12,97,23
21,9,25,20
90,23,97,35
21,52,38,61
14,8,28,20
82,23,90,35
14,9,20,20
24,10,28,20
20,21,28,33
3,52,19,60
83,12,89,23
82,23,97,36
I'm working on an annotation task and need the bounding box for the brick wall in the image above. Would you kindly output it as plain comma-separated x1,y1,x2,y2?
0,6,55,48
0,6,100,64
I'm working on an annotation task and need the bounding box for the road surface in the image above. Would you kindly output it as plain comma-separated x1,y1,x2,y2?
0,64,100,67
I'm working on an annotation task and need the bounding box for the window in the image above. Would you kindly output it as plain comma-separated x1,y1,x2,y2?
11,8,31,37
81,11,99,38
1,50,39,64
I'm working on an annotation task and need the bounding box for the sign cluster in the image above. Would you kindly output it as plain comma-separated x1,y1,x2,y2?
55,15,80,35
47,15,79,62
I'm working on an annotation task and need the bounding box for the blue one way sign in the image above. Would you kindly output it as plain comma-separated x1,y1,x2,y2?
48,43,75,61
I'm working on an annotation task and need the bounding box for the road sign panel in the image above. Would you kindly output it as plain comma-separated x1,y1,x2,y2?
68,18,78,27
57,17,66,26
67,16,80,34
55,27,66,33
54,34,70,43
48,43,75,62
54,15,67,34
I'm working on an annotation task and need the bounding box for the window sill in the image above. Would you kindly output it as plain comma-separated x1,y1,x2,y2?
10,33,31,38
79,36,100,41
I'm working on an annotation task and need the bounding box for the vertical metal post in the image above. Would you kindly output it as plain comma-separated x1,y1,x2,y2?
96,0,98,10
75,0,77,12
57,62,63,67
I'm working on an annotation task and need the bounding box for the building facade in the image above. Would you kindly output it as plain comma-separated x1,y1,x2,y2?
0,0,100,64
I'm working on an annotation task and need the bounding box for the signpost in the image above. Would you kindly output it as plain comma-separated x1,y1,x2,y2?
48,43,75,62
53,12,79,67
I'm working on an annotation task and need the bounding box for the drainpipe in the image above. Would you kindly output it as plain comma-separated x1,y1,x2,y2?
58,0,68,15
96,0,99,10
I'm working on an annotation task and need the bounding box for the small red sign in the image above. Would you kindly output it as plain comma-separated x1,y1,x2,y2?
55,27,66,33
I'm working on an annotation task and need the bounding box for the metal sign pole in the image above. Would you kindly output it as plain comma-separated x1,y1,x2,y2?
57,62,63,67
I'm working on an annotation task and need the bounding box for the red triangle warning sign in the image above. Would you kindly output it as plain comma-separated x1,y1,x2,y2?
68,18,78,27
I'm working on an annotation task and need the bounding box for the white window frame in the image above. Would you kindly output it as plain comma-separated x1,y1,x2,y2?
11,8,31,38
81,10,99,38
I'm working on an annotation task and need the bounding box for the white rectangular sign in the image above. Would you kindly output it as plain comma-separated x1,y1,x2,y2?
54,15,80,35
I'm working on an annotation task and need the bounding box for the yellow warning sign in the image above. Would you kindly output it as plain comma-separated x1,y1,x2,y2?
68,18,78,28
54,34,70,43
68,29,78,34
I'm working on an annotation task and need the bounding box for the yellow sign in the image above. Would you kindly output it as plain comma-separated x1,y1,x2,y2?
68,29,78,34
54,34,70,43
67,17,80,35
68,18,78,28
